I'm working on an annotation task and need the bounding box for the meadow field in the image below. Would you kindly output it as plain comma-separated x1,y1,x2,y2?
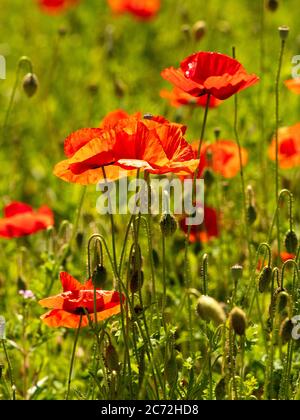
0,0,300,401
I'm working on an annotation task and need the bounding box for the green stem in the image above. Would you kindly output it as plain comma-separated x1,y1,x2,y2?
65,314,82,400
2,340,16,400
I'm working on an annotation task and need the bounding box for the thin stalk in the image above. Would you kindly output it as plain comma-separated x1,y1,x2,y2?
2,340,16,400
65,314,82,400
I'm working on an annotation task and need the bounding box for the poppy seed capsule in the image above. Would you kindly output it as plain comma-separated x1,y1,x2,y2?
258,266,273,293
231,264,243,286
192,20,207,42
196,295,226,326
92,264,107,288
280,318,293,345
229,307,247,336
276,291,290,313
160,214,178,237
130,270,144,294
267,0,279,11
285,230,298,254
22,73,39,97
105,343,120,372
278,26,290,40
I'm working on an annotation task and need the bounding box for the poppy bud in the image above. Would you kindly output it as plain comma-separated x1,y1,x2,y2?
229,307,247,336
76,232,84,249
192,21,207,42
196,295,226,326
247,205,257,225
130,245,143,270
285,230,298,254
214,127,221,140
165,353,178,386
160,213,178,237
276,291,290,313
130,270,144,294
105,343,120,372
22,73,39,97
278,26,290,40
267,0,279,11
258,266,272,293
0,363,3,380
231,264,243,287
204,168,215,188
215,377,226,400
92,264,107,288
181,24,191,39
0,316,6,340
279,318,293,345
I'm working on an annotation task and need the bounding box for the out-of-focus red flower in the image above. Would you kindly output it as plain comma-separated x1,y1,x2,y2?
160,87,221,109
0,202,54,239
193,140,248,179
39,272,124,328
268,123,300,169
161,52,259,100
108,0,160,20
280,252,296,262
54,113,199,184
38,0,78,14
285,78,300,94
180,207,219,243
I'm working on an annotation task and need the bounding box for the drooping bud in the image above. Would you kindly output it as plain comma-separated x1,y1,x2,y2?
279,318,293,345
196,295,226,326
0,316,6,340
203,168,215,188
92,264,107,288
215,377,226,400
267,0,279,11
160,213,178,237
165,353,178,386
247,205,257,225
285,230,298,254
105,343,120,372
278,26,290,40
192,20,207,42
276,291,290,313
258,266,272,293
130,270,144,294
22,73,39,97
229,307,247,336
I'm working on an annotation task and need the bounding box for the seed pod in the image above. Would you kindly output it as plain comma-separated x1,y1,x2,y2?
267,0,279,11
165,353,178,387
276,291,290,313
231,264,243,287
278,26,289,40
92,264,107,288
204,169,215,188
279,318,293,345
196,295,226,326
105,343,120,372
285,230,298,254
130,270,144,294
192,20,207,41
160,214,178,237
229,307,247,336
0,316,6,340
22,73,39,97
258,266,272,293
247,205,257,225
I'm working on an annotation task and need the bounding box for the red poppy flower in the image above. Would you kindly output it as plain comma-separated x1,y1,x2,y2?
180,206,219,243
161,52,259,100
160,87,221,109
108,0,160,20
54,114,199,184
39,272,124,328
99,109,142,129
280,252,296,262
285,79,300,94
0,202,54,239
194,140,248,179
268,123,300,169
38,0,78,14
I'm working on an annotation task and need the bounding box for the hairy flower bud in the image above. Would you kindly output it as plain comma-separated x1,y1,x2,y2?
92,264,107,288
23,73,39,97
285,230,298,254
105,343,120,372
280,318,293,345
196,295,226,326
160,214,178,237
192,21,207,41
229,307,247,336
258,266,272,293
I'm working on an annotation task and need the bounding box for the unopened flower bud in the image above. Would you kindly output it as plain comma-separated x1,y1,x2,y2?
267,0,279,11
229,307,247,336
215,377,226,400
280,318,293,345
285,230,298,254
165,353,178,386
258,266,272,293
160,213,178,237
130,270,144,294
105,343,120,372
196,295,226,326
23,73,39,97
247,205,257,225
276,291,290,313
192,21,207,42
92,264,107,288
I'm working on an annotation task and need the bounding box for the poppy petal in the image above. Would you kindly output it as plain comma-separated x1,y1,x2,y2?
4,202,33,218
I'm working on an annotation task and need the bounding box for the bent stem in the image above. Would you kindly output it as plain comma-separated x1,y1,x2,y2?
65,314,82,400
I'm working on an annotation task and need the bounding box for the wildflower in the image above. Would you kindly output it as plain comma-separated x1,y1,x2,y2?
37,0,78,14
54,114,199,184
19,290,36,300
179,206,219,243
160,87,221,109
268,123,300,169
196,295,226,326
0,202,54,239
39,272,124,328
284,78,300,94
107,0,160,20
161,51,259,100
